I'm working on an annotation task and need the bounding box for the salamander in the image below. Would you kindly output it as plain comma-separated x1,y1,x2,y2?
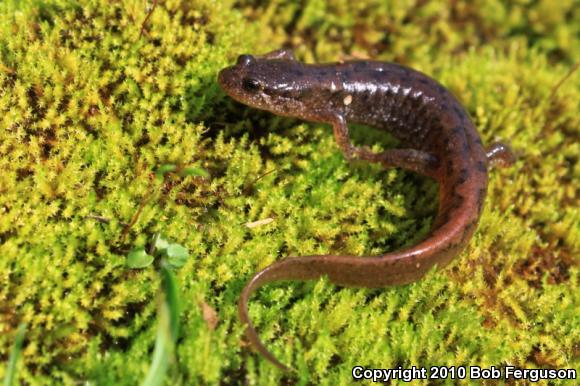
217,48,515,371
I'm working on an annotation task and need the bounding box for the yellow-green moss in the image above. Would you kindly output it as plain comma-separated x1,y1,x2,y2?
0,0,578,385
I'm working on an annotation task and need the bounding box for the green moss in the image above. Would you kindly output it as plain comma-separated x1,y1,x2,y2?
0,0,578,385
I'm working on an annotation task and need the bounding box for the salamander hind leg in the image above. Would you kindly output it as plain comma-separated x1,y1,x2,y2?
355,147,440,179
486,142,516,168
330,114,439,178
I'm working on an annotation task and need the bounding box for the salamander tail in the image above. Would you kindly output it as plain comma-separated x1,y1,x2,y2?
238,259,302,372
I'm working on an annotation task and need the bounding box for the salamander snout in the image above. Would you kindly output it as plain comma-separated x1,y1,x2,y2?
218,54,256,92
217,65,246,99
217,66,235,90
218,55,266,106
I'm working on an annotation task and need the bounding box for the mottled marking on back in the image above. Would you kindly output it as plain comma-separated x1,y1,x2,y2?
453,106,467,122
457,168,470,184
451,126,463,137
461,141,471,157
446,158,454,175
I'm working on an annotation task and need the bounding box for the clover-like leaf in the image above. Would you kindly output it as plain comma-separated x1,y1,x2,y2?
165,243,189,268
127,248,154,268
153,234,170,254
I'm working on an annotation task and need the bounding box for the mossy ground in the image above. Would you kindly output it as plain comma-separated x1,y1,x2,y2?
0,0,578,385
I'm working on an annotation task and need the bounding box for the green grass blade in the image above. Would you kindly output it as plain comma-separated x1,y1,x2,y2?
140,324,170,386
141,264,181,386
160,262,181,341
3,323,26,386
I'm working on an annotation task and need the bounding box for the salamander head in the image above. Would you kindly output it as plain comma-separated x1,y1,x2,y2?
218,54,314,119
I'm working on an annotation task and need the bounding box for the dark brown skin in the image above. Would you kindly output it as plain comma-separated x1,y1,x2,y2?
218,49,515,371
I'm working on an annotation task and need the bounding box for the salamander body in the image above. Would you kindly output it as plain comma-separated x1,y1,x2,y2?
218,49,514,371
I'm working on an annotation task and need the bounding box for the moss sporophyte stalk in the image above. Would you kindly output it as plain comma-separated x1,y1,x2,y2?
0,0,578,385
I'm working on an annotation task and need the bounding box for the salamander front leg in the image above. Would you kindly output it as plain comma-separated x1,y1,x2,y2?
486,142,516,168
330,114,359,160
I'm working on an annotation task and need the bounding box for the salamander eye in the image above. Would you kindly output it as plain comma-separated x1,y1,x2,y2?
237,54,255,66
242,78,262,92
